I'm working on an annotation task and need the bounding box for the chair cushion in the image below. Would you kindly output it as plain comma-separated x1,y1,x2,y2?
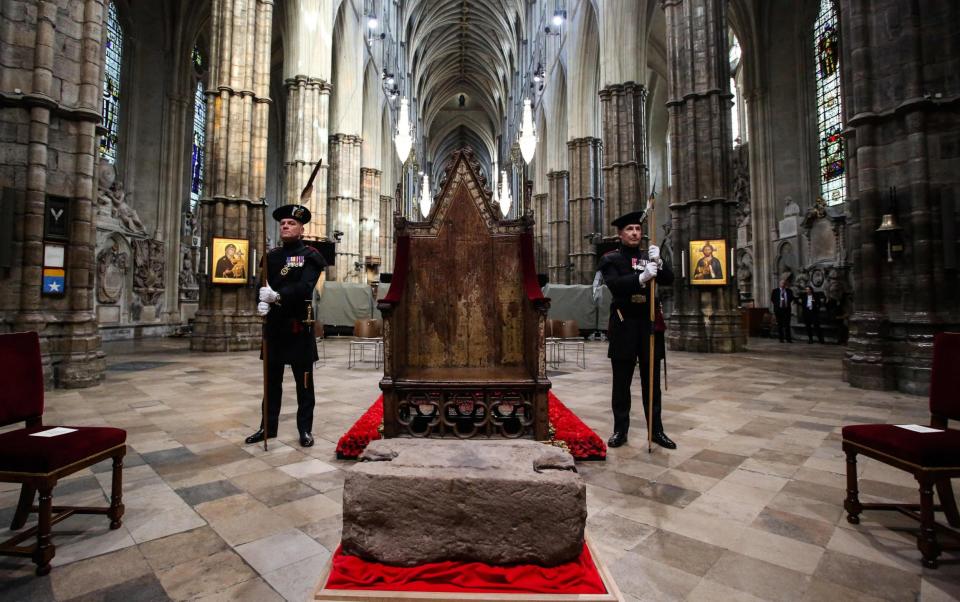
0,426,126,475
842,424,960,468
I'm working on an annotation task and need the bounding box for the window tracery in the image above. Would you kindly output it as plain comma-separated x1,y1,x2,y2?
815,0,845,205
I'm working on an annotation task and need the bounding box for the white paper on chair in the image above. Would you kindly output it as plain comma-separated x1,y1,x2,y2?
894,424,943,433
29,427,77,437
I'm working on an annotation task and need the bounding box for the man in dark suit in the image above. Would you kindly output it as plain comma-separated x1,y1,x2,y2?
797,285,825,343
770,278,794,343
245,204,327,448
599,210,675,450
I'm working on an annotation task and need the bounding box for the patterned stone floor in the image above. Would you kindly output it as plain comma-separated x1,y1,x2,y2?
0,336,957,601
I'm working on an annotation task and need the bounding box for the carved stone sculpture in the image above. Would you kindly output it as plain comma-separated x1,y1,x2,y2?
179,249,199,302
96,239,128,304
97,159,147,235
132,239,164,306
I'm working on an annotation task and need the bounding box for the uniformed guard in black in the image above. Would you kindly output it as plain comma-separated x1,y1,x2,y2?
600,210,676,449
245,204,326,447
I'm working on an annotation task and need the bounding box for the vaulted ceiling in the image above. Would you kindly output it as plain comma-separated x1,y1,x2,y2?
402,0,524,172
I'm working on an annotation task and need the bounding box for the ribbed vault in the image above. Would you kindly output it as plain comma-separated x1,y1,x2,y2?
403,0,523,168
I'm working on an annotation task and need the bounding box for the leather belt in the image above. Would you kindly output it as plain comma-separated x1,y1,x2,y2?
630,294,647,304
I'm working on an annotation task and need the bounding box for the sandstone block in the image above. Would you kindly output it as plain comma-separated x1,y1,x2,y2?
342,439,586,567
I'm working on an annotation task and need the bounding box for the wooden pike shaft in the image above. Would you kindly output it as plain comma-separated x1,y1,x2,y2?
647,194,657,454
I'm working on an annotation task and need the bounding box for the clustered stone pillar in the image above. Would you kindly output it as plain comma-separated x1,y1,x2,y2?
531,191,550,273
567,137,602,284
378,194,395,272
191,0,272,352
840,0,960,394
284,76,331,239
359,167,381,263
600,82,648,235
662,0,743,352
546,170,570,284
328,133,362,282
0,0,106,387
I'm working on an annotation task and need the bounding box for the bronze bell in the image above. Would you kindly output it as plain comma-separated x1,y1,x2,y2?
875,213,902,233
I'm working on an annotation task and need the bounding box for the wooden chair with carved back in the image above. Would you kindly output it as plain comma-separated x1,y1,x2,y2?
378,149,551,441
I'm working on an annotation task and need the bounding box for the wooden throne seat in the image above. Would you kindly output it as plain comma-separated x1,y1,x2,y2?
378,148,551,440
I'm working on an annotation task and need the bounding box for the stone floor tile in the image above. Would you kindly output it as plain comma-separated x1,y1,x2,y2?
751,508,835,548
300,515,342,552
176,480,242,507
250,480,324,507
272,494,342,527
813,550,921,600
278,458,338,480
157,549,256,600
705,551,812,602
262,550,331,602
50,546,152,600
586,509,656,553
193,577,284,602
608,550,701,602
140,526,229,572
234,528,327,574
127,506,207,544
629,529,724,577
64,573,170,602
686,579,772,602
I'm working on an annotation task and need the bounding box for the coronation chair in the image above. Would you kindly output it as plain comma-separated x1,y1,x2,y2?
842,332,960,568
0,332,126,576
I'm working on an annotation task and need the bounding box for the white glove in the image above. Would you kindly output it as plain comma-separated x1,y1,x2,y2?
638,261,658,284
259,285,279,303
647,244,660,262
256,301,270,316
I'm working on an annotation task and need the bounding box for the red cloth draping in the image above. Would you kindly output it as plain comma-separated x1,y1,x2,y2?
381,236,410,305
324,542,606,594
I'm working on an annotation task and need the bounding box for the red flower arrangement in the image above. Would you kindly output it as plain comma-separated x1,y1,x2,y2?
547,391,607,460
335,395,384,459
335,392,606,461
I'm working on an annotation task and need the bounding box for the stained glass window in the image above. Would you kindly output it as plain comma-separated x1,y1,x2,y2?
190,80,206,211
99,1,122,163
815,0,845,205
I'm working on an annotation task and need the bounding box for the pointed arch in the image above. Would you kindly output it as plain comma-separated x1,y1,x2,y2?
329,1,363,136
361,59,383,168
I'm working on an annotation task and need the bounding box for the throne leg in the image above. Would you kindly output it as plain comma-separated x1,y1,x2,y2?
918,474,941,568
843,449,862,524
10,484,36,530
108,453,125,529
33,487,54,576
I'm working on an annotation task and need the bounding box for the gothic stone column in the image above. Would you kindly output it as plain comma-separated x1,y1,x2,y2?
328,133,362,282
567,137,602,284
0,0,106,387
840,0,960,394
191,0,272,352
547,170,570,284
359,167,381,263
531,192,549,273
379,194,395,272
284,76,331,239
662,0,743,352
600,82,648,236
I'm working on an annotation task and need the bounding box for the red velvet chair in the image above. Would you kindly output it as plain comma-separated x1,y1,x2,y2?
0,332,126,576
842,332,960,568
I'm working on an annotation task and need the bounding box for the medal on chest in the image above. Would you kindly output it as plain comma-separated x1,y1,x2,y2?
631,257,646,272
279,256,304,277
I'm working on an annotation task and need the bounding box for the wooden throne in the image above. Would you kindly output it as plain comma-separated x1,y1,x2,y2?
378,149,551,440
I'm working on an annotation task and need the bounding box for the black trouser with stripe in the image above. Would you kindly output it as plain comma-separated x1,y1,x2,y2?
260,358,315,436
611,356,663,436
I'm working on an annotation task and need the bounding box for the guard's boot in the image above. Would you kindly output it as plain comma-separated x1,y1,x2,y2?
299,432,314,447
607,432,628,448
244,429,276,445
652,431,677,450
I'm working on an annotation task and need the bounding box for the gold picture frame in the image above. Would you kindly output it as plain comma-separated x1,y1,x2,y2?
689,239,727,285
211,237,249,284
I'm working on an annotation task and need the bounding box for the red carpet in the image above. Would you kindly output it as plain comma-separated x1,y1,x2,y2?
323,542,607,595
335,391,606,460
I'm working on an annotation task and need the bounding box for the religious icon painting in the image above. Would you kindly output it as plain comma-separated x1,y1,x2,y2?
211,237,249,284
689,239,728,286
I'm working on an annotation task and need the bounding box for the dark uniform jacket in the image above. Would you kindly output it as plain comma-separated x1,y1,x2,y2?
599,245,674,361
262,240,326,364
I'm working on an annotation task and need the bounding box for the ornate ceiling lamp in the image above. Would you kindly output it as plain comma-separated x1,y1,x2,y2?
419,173,431,218
499,170,512,217
518,98,537,164
394,97,413,163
